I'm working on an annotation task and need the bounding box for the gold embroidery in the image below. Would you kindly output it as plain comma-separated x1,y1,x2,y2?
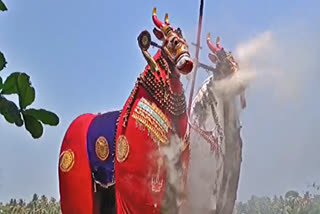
59,149,75,172
116,135,129,163
132,98,171,144
95,136,109,161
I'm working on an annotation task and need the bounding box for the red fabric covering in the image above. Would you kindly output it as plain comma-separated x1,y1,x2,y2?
115,51,189,214
116,90,166,214
59,113,99,214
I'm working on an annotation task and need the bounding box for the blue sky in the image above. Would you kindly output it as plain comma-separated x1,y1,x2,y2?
0,0,319,202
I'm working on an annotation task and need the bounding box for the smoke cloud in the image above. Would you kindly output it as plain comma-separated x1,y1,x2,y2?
236,24,320,202
178,21,319,213
234,26,319,102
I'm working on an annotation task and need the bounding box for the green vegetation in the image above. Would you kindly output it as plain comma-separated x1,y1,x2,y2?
1,189,320,214
0,0,59,139
0,194,61,214
236,188,320,214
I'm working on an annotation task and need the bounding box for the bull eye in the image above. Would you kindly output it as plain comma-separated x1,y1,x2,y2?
170,38,179,47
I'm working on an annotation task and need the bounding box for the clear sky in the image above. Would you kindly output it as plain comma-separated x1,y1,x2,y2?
0,0,319,202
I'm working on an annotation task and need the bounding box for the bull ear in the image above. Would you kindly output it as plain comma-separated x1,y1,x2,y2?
208,53,218,64
153,28,164,40
176,27,183,37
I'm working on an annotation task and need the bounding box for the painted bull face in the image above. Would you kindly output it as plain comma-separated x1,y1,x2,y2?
152,8,193,75
207,33,239,77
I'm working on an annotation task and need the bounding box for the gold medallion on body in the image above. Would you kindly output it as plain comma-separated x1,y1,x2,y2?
59,149,75,172
95,136,109,161
116,135,129,163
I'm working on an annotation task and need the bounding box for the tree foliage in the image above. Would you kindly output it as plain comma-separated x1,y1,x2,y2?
1,190,320,214
0,193,61,214
0,1,59,139
236,190,320,214
0,0,7,12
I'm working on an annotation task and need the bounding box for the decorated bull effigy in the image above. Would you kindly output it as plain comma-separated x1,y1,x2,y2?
58,8,193,214
186,33,248,214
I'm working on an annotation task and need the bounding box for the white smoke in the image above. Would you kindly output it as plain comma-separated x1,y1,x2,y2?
161,134,185,214
234,23,320,202
233,27,319,102
206,32,275,103
212,31,274,100
168,23,319,213
181,31,275,214
235,31,273,65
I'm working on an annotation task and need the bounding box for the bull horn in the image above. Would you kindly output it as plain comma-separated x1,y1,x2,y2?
207,32,211,40
207,32,219,52
216,36,220,45
207,32,222,52
164,13,169,25
216,36,222,50
152,8,164,29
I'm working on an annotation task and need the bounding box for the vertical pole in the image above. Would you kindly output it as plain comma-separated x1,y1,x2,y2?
187,0,204,116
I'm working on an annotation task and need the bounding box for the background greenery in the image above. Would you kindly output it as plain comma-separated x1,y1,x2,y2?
236,190,320,214
1,188,320,214
0,194,61,214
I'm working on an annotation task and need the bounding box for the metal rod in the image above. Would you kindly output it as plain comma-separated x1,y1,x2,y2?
187,0,204,116
198,62,216,73
151,41,162,49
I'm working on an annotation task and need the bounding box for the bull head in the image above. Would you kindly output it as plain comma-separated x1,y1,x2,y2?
151,8,193,74
207,33,246,109
207,33,239,78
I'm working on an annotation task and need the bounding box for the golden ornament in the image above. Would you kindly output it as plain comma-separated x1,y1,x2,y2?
95,136,109,161
116,135,130,163
59,149,75,172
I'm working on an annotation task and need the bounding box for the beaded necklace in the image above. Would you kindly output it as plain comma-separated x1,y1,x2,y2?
122,56,186,128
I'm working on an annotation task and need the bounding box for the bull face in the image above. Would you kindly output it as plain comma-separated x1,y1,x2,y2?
152,8,193,75
207,33,239,78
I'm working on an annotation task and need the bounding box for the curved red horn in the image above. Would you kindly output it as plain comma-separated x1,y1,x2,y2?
207,32,222,53
207,38,219,52
152,8,164,29
207,32,219,52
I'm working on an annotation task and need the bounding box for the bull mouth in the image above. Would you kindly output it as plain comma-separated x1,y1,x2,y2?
176,53,193,74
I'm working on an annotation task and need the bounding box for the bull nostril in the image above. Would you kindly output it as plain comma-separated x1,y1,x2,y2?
182,60,193,73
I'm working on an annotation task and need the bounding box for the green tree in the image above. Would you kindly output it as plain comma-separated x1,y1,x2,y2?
235,189,320,214
285,190,300,199
0,194,61,213
0,0,59,139
32,193,39,202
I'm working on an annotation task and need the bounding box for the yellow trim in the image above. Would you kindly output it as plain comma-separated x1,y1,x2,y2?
165,13,169,23
140,98,171,128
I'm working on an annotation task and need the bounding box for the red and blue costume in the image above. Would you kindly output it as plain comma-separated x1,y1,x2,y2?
58,8,193,214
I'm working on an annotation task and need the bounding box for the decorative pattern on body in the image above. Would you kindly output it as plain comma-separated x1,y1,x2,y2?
132,97,171,144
